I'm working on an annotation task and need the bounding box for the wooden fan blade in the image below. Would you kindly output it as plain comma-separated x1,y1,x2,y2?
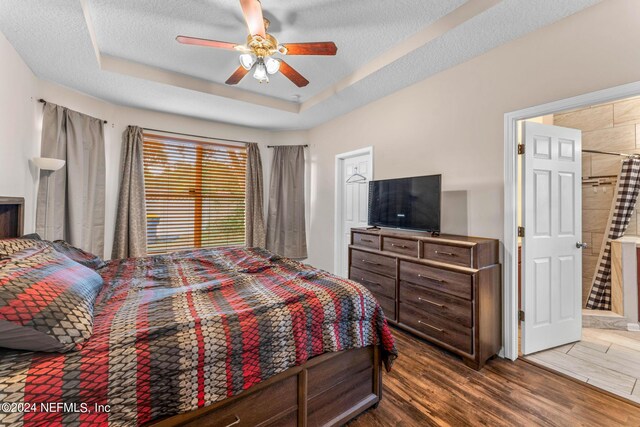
176,36,239,50
282,42,337,56
239,0,266,37
226,66,250,85
279,61,309,87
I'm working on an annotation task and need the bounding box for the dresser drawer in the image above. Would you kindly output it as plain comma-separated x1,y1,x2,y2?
350,266,395,299
399,302,472,354
351,249,396,277
382,236,419,257
399,261,472,300
422,242,472,267
352,232,379,249
400,281,472,328
371,291,396,321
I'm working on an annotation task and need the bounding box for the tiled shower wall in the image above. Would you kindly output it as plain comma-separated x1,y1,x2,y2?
554,97,640,307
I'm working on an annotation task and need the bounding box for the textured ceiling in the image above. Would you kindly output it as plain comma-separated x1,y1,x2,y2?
0,0,600,130
90,0,466,102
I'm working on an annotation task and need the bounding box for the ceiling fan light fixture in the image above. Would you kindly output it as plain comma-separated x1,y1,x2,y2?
177,1,337,88
239,53,256,70
253,60,269,83
265,57,280,75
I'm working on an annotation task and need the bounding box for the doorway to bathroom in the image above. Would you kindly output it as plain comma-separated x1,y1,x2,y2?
512,91,640,403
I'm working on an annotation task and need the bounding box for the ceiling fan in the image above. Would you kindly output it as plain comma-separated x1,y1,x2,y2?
176,0,338,88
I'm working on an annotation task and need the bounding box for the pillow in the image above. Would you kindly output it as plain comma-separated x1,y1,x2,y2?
0,244,104,352
51,240,106,270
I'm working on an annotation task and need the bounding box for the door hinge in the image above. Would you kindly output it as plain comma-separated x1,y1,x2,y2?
517,226,525,237
519,310,525,322
517,144,525,155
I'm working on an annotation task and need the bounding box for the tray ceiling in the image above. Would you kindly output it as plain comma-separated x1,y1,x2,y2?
0,0,600,130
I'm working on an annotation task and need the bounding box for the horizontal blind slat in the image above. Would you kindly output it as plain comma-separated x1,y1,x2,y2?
143,132,247,254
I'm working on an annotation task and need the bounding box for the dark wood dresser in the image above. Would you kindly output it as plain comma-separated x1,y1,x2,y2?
349,227,501,369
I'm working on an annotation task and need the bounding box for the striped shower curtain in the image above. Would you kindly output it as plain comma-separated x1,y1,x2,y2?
586,157,640,310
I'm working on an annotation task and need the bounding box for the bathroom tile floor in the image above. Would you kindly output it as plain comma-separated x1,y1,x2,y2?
526,328,640,404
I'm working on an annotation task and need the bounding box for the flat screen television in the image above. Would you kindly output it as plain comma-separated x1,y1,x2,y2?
368,174,441,232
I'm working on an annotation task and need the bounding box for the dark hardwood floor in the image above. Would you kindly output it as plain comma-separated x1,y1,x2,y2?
349,327,640,426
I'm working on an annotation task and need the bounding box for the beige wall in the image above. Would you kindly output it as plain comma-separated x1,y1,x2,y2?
554,97,640,306
0,32,40,232
305,0,640,271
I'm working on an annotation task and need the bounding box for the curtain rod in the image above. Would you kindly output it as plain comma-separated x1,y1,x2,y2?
38,99,108,124
583,149,639,157
143,127,254,145
267,145,309,148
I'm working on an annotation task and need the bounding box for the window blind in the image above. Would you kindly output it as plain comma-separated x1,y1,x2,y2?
142,133,247,254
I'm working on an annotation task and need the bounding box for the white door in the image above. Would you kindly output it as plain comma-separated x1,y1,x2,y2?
338,154,372,277
522,121,583,355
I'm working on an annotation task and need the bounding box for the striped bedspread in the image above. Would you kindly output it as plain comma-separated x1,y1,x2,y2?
0,247,397,426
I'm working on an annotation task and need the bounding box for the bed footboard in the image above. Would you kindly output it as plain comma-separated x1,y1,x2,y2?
151,345,382,427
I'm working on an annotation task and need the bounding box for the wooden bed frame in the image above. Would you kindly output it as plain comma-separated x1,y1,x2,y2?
0,196,384,427
151,345,382,427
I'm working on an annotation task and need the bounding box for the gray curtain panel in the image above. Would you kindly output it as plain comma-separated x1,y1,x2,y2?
36,102,106,256
266,145,307,259
112,126,148,259
245,143,266,247
587,157,640,310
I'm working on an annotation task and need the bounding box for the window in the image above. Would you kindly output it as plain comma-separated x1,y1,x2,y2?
142,133,247,254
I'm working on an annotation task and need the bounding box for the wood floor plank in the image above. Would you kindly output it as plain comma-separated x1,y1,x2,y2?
608,343,640,364
579,340,611,353
348,328,640,427
568,343,640,380
587,378,640,403
553,342,576,354
585,328,640,352
530,348,636,392
525,354,589,382
610,329,640,342
577,336,611,353
581,328,616,349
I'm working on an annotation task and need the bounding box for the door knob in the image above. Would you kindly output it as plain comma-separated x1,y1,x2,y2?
576,242,588,249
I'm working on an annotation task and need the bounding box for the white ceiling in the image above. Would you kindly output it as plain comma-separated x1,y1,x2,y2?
0,0,600,130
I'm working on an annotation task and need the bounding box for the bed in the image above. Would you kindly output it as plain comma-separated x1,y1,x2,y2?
0,199,397,427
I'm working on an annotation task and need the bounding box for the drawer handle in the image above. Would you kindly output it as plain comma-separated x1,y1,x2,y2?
362,259,380,266
391,243,408,248
434,250,456,257
418,297,444,308
417,274,446,283
361,277,381,286
418,320,444,333
224,416,240,427
361,238,373,243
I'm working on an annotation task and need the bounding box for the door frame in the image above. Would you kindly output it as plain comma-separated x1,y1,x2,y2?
334,146,374,276
503,81,640,361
